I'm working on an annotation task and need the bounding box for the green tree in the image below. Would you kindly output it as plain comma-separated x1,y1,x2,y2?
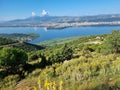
104,30,120,53
0,47,28,70
62,44,73,61
40,54,47,68
48,44,73,64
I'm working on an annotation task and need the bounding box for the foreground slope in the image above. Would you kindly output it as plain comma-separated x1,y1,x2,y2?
1,30,120,90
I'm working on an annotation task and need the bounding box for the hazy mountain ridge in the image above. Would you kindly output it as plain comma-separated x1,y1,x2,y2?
1,14,120,28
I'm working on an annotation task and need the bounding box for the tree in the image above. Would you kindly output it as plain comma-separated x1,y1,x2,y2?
104,30,120,53
48,44,73,64
40,54,47,68
0,47,28,70
62,44,73,61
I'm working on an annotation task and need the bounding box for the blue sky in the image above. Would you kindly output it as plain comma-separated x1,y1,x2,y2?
0,0,120,21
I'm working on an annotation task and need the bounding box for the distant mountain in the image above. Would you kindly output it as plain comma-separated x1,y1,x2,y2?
1,14,120,28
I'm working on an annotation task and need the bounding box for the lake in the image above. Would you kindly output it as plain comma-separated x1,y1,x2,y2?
0,26,120,44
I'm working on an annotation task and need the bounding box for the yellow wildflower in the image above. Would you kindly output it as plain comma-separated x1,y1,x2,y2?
33,86,37,90
37,79,41,85
60,80,63,85
53,81,56,90
59,80,63,90
44,80,49,89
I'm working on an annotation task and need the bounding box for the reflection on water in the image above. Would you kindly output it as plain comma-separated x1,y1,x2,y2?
33,27,48,32
33,27,38,31
43,27,48,32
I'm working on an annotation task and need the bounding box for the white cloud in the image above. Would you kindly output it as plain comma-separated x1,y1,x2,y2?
32,12,36,17
41,10,49,16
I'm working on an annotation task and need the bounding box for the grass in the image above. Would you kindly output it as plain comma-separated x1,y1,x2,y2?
37,36,81,47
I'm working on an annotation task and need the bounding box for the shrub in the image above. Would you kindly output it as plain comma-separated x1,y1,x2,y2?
103,30,120,54
48,44,73,64
0,47,28,73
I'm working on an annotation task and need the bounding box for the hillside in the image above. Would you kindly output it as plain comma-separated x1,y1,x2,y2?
0,33,39,42
0,36,44,52
0,37,17,46
0,42,44,52
0,30,120,90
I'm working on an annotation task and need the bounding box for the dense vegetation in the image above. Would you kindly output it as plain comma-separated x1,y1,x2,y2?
0,48,28,77
0,30,120,90
0,33,39,42
0,37,17,45
0,33,40,51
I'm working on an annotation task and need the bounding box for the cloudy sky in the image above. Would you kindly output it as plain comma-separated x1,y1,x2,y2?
0,0,120,21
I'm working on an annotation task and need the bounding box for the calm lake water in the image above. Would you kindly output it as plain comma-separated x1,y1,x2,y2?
0,26,120,44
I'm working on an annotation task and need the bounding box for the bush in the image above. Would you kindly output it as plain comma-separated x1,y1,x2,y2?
103,30,120,54
0,74,20,88
0,47,28,72
48,44,73,64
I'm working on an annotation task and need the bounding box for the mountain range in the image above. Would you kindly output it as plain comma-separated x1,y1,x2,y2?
1,14,120,29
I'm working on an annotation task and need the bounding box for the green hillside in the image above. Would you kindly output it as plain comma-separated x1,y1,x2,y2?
0,33,39,42
1,30,120,90
0,37,17,46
